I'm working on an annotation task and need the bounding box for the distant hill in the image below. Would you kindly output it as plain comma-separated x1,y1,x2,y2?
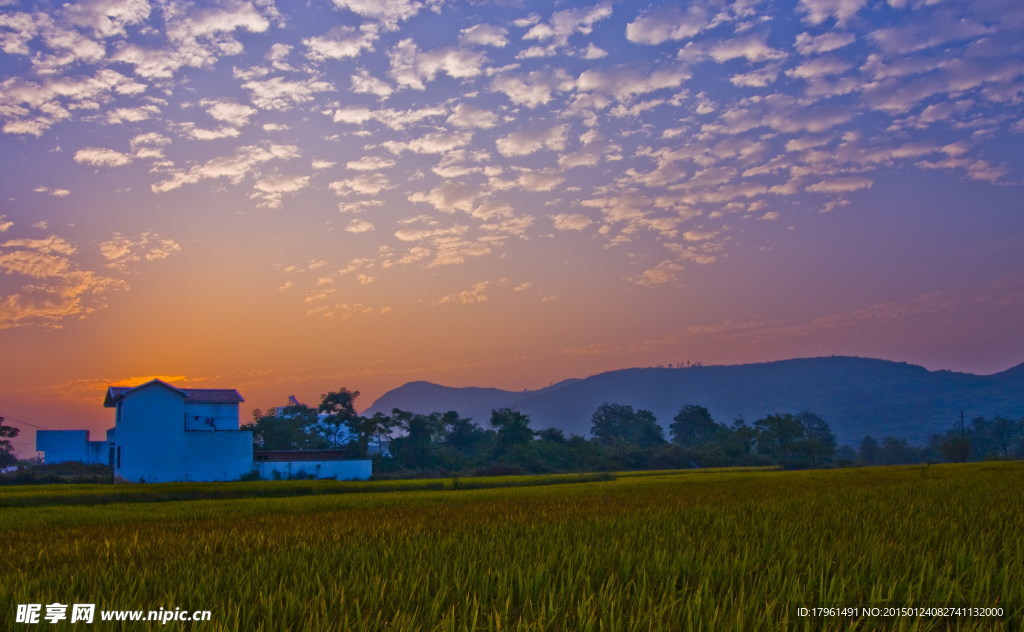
364,357,1024,445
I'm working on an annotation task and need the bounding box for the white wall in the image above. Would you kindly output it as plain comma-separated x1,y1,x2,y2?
252,459,372,481
183,401,240,431
181,431,254,482
115,382,188,482
37,430,90,463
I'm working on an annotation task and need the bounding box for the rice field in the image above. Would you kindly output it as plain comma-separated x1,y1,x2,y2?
1,462,1020,630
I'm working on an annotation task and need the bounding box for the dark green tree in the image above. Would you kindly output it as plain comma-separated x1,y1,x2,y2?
535,427,566,443
590,403,665,447
858,435,880,465
0,417,19,468
489,408,534,457
438,412,492,469
754,412,836,468
318,388,364,451
792,411,838,467
669,405,720,448
243,405,323,450
877,436,920,465
389,409,445,469
365,412,397,456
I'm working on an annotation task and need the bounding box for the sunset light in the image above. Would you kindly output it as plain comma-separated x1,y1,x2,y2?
1,0,1021,456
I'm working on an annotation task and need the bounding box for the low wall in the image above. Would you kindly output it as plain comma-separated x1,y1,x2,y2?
252,459,371,481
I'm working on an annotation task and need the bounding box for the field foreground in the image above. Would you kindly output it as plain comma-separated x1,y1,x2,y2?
1,463,1020,630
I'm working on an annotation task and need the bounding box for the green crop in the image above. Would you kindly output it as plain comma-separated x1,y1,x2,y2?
0,463,1019,630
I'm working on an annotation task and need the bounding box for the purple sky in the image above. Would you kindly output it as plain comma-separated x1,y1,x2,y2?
0,0,1021,455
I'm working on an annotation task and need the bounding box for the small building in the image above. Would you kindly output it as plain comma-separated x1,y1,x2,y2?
253,449,372,480
35,430,110,465
36,379,372,483
103,380,253,483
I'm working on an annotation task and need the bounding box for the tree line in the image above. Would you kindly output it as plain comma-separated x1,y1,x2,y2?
847,415,1024,466
243,389,843,474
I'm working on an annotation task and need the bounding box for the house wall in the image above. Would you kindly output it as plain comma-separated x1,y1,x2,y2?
252,459,371,481
183,402,240,431
181,431,253,482
36,430,93,464
113,382,253,482
115,383,188,482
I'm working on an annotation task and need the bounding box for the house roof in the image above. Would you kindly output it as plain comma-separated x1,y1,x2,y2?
103,379,244,407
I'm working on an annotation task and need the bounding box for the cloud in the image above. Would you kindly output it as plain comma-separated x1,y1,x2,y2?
490,69,573,107
242,76,334,111
73,147,133,167
577,65,690,101
329,173,391,195
522,2,613,47
99,231,182,271
303,24,379,61
805,177,873,193
706,34,785,63
130,132,171,149
204,99,257,126
496,122,568,157
517,170,564,192
152,142,301,193
63,0,151,38
794,31,856,55
180,124,241,141
382,129,472,154
447,103,498,129
346,219,375,234
460,24,508,47
0,234,127,331
0,69,146,136
252,173,311,207
330,0,429,30
388,39,487,90
351,69,393,98
626,4,710,45
408,180,478,213
551,213,593,231
632,260,683,287
786,56,851,79
798,0,866,26
435,280,489,305
346,155,395,171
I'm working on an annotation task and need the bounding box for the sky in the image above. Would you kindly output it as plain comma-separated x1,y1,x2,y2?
0,0,1022,455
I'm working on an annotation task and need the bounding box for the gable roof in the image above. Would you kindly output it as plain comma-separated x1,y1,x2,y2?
104,379,244,407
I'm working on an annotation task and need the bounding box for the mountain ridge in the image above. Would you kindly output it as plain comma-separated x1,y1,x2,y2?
364,356,1024,445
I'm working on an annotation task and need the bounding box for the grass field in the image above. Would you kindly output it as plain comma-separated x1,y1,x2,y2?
1,463,1019,630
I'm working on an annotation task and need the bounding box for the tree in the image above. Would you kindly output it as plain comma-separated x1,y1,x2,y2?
669,405,720,448
877,436,920,465
753,413,804,464
792,411,837,467
753,412,836,468
318,388,364,451
535,427,566,443
590,403,665,447
489,408,534,457
365,412,397,456
243,405,323,450
389,409,445,469
0,416,19,468
858,435,880,466
723,417,756,457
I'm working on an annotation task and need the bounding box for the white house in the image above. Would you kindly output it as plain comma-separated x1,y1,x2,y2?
103,380,253,483
35,429,110,465
35,379,372,483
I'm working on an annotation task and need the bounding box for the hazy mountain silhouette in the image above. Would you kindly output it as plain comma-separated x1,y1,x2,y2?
364,357,1024,445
